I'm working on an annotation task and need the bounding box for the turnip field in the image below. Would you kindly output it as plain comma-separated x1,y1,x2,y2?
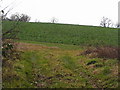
3,21,118,46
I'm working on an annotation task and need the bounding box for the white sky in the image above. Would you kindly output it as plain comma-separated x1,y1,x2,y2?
1,0,119,26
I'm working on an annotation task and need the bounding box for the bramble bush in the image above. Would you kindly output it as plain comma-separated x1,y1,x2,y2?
2,39,20,66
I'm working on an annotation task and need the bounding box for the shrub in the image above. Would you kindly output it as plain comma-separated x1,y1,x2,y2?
81,46,119,60
96,46,119,59
2,39,20,66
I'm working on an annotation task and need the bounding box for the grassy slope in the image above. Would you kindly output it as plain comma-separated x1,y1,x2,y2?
3,21,118,88
3,41,118,88
3,21,118,46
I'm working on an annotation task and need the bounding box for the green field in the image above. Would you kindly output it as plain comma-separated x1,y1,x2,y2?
3,21,118,46
2,21,119,88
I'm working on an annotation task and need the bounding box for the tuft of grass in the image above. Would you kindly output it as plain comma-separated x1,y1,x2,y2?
102,67,111,75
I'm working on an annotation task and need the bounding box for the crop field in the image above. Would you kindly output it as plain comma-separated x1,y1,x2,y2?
3,21,118,46
2,21,119,88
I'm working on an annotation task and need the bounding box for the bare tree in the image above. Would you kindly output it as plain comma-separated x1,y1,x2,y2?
51,17,58,23
35,19,40,22
100,17,113,27
20,14,31,22
10,13,19,21
10,13,31,22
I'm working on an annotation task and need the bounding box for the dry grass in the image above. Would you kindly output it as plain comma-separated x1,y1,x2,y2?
81,46,119,60
16,42,59,51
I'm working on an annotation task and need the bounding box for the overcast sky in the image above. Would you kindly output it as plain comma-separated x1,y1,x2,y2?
1,0,119,26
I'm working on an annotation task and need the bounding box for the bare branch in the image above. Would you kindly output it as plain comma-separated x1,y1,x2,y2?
100,17,113,28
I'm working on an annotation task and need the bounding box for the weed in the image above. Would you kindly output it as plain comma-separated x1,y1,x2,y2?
102,67,111,75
